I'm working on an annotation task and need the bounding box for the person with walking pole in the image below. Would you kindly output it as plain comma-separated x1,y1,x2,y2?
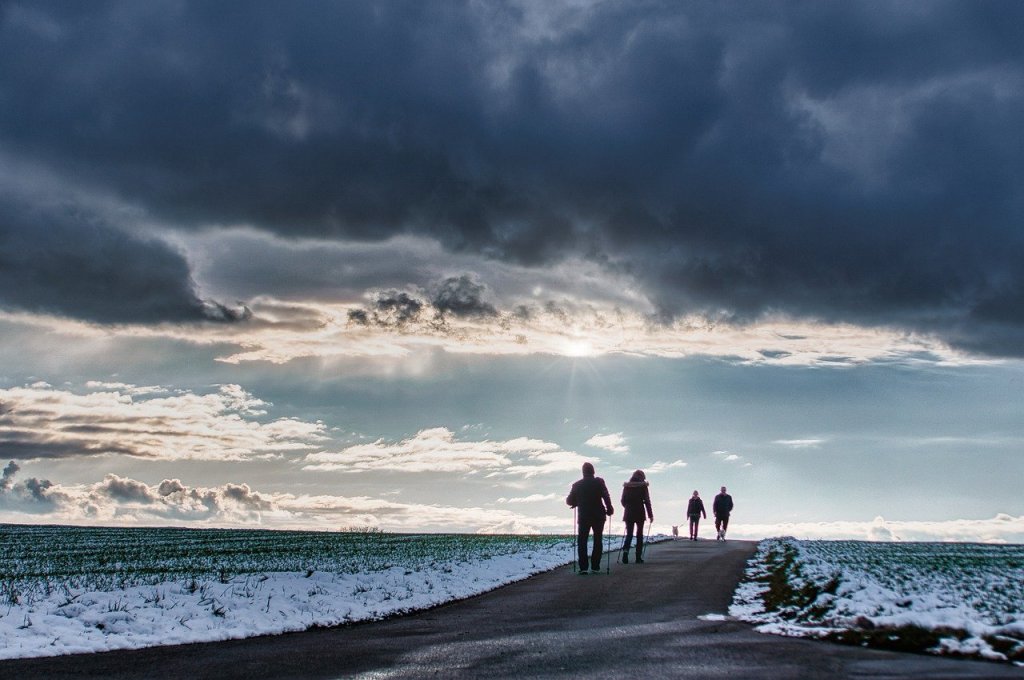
620,469,653,564
566,462,614,575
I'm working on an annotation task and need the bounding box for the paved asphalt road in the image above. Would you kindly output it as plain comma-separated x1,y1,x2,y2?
2,538,1021,679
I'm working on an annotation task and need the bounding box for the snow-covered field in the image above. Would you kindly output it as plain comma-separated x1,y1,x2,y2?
730,537,1024,665
11,526,1017,666
0,524,576,659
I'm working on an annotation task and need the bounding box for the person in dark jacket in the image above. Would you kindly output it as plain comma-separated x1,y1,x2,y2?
620,469,653,563
566,462,614,574
686,489,706,540
713,486,734,541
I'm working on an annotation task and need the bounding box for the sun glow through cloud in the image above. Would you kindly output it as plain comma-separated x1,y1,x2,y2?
563,339,596,357
0,305,979,368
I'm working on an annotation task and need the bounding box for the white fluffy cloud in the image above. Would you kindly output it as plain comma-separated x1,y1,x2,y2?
303,427,587,477
647,459,687,473
0,465,274,524
585,432,629,454
0,382,327,461
0,464,567,533
713,450,748,465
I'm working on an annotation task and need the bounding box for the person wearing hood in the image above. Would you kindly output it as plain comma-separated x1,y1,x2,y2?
620,469,653,563
686,489,706,540
566,462,614,574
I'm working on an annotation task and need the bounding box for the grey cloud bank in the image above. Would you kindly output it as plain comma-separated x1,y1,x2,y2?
2,1,1024,354
0,194,248,324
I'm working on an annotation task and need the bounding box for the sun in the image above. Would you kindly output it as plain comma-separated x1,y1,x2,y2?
563,339,596,358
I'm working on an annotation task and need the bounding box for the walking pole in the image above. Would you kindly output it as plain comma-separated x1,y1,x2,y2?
572,507,577,574
618,527,627,563
605,529,611,574
641,521,652,561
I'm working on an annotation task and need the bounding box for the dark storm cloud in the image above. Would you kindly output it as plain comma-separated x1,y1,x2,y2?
347,274,496,328
370,290,426,325
0,195,250,324
347,289,427,328
4,1,1024,353
431,276,497,318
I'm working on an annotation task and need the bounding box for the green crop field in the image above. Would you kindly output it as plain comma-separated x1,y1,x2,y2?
1,524,569,598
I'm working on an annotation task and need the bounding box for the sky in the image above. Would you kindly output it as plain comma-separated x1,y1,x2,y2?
1,0,1023,541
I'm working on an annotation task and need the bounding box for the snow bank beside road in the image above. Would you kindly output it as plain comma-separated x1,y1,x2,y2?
730,537,1024,664
0,544,572,659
